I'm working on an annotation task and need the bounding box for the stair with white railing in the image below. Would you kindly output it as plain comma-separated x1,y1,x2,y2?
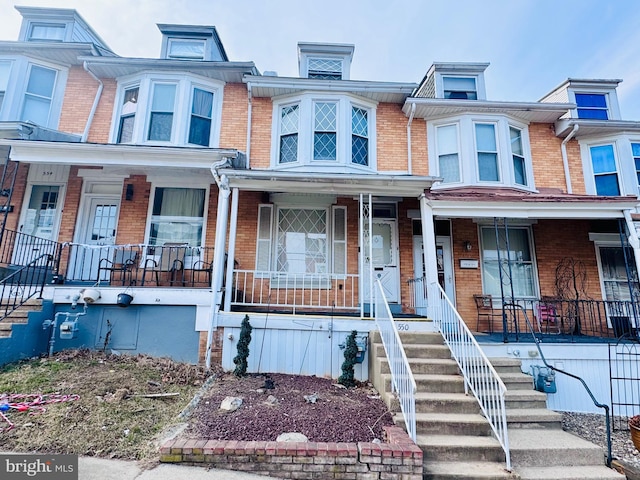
369,331,624,480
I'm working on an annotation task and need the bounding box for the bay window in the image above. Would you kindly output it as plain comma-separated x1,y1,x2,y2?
273,95,375,169
149,187,205,246
188,88,214,146
633,143,640,192
475,123,499,182
21,64,57,126
0,61,10,112
590,144,620,196
436,124,460,183
117,86,139,143
481,226,536,298
510,127,527,186
147,83,176,141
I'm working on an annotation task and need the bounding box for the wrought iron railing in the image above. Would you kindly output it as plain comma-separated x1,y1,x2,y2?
0,229,61,273
231,270,359,313
505,302,612,467
428,282,511,471
374,279,417,441
0,253,53,320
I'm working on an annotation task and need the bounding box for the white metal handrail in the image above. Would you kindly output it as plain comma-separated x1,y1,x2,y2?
231,270,359,313
374,279,417,441
427,282,511,471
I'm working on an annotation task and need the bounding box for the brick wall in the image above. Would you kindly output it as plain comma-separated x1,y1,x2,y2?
249,97,273,169
220,83,248,150
160,425,423,480
376,103,408,172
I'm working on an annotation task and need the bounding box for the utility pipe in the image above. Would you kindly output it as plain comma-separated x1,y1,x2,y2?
560,124,579,194
406,102,416,175
82,62,104,142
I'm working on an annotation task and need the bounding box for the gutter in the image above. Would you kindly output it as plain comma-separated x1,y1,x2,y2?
246,83,253,169
407,103,416,175
82,61,104,143
560,124,579,194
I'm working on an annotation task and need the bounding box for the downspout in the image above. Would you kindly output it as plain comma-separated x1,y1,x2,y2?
82,62,104,143
246,83,253,170
560,124,579,194
406,102,416,175
205,158,232,368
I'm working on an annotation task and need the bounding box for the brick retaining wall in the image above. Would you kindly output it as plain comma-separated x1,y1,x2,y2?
160,426,423,479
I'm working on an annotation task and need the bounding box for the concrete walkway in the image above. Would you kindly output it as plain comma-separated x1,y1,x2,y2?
78,457,282,480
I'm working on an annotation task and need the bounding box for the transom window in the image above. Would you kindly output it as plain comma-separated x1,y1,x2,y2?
443,76,477,100
475,123,499,182
307,58,342,80
274,95,374,169
21,65,57,126
590,144,620,196
481,226,536,298
575,93,608,120
167,38,205,60
149,187,205,246
28,23,66,42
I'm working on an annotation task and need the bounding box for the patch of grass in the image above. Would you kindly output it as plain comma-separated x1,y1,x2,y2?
0,349,209,461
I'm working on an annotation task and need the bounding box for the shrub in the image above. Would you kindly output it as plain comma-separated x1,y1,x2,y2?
338,330,358,388
233,315,252,377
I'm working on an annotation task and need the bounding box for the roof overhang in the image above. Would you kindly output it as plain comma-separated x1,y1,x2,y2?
0,140,240,171
0,41,103,65
404,98,573,123
555,118,640,138
220,169,438,197
244,75,417,104
81,57,258,82
0,122,81,142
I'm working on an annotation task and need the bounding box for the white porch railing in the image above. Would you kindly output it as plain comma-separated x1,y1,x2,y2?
374,279,417,441
407,275,427,316
231,270,359,313
427,282,511,471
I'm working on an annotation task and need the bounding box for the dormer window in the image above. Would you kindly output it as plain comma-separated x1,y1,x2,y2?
167,38,205,60
575,93,608,120
443,77,477,100
28,23,66,42
307,58,342,80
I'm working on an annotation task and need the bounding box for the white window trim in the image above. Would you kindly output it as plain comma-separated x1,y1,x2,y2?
568,88,621,120
143,182,211,249
435,72,486,100
109,73,224,147
27,22,69,42
479,224,540,300
578,136,639,197
270,93,377,172
428,114,534,190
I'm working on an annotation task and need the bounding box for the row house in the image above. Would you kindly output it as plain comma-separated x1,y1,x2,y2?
1,8,639,387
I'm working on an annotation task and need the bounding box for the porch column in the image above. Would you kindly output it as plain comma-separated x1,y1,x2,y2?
419,194,439,313
223,188,239,311
205,178,231,368
624,210,640,289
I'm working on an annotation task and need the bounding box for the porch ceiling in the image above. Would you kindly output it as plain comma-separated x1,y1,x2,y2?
1,140,240,170
220,169,438,196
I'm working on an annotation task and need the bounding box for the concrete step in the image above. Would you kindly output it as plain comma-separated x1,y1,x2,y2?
417,434,505,462
370,331,443,345
423,461,514,480
376,357,461,375
506,408,563,429
414,392,481,414
505,390,548,409
509,429,607,467
490,357,524,374
515,465,624,479
401,412,493,436
371,342,452,359
499,372,536,391
381,373,465,394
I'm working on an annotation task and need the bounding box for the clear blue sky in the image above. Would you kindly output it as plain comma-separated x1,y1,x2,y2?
2,0,640,119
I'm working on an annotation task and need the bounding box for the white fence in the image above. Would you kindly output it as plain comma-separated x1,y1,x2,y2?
231,270,359,313
428,282,511,471
374,279,417,441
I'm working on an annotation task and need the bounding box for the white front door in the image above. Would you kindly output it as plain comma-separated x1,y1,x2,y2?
70,196,121,282
365,220,400,303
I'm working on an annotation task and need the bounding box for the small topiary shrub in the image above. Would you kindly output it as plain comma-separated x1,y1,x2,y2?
338,330,358,388
233,315,252,377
